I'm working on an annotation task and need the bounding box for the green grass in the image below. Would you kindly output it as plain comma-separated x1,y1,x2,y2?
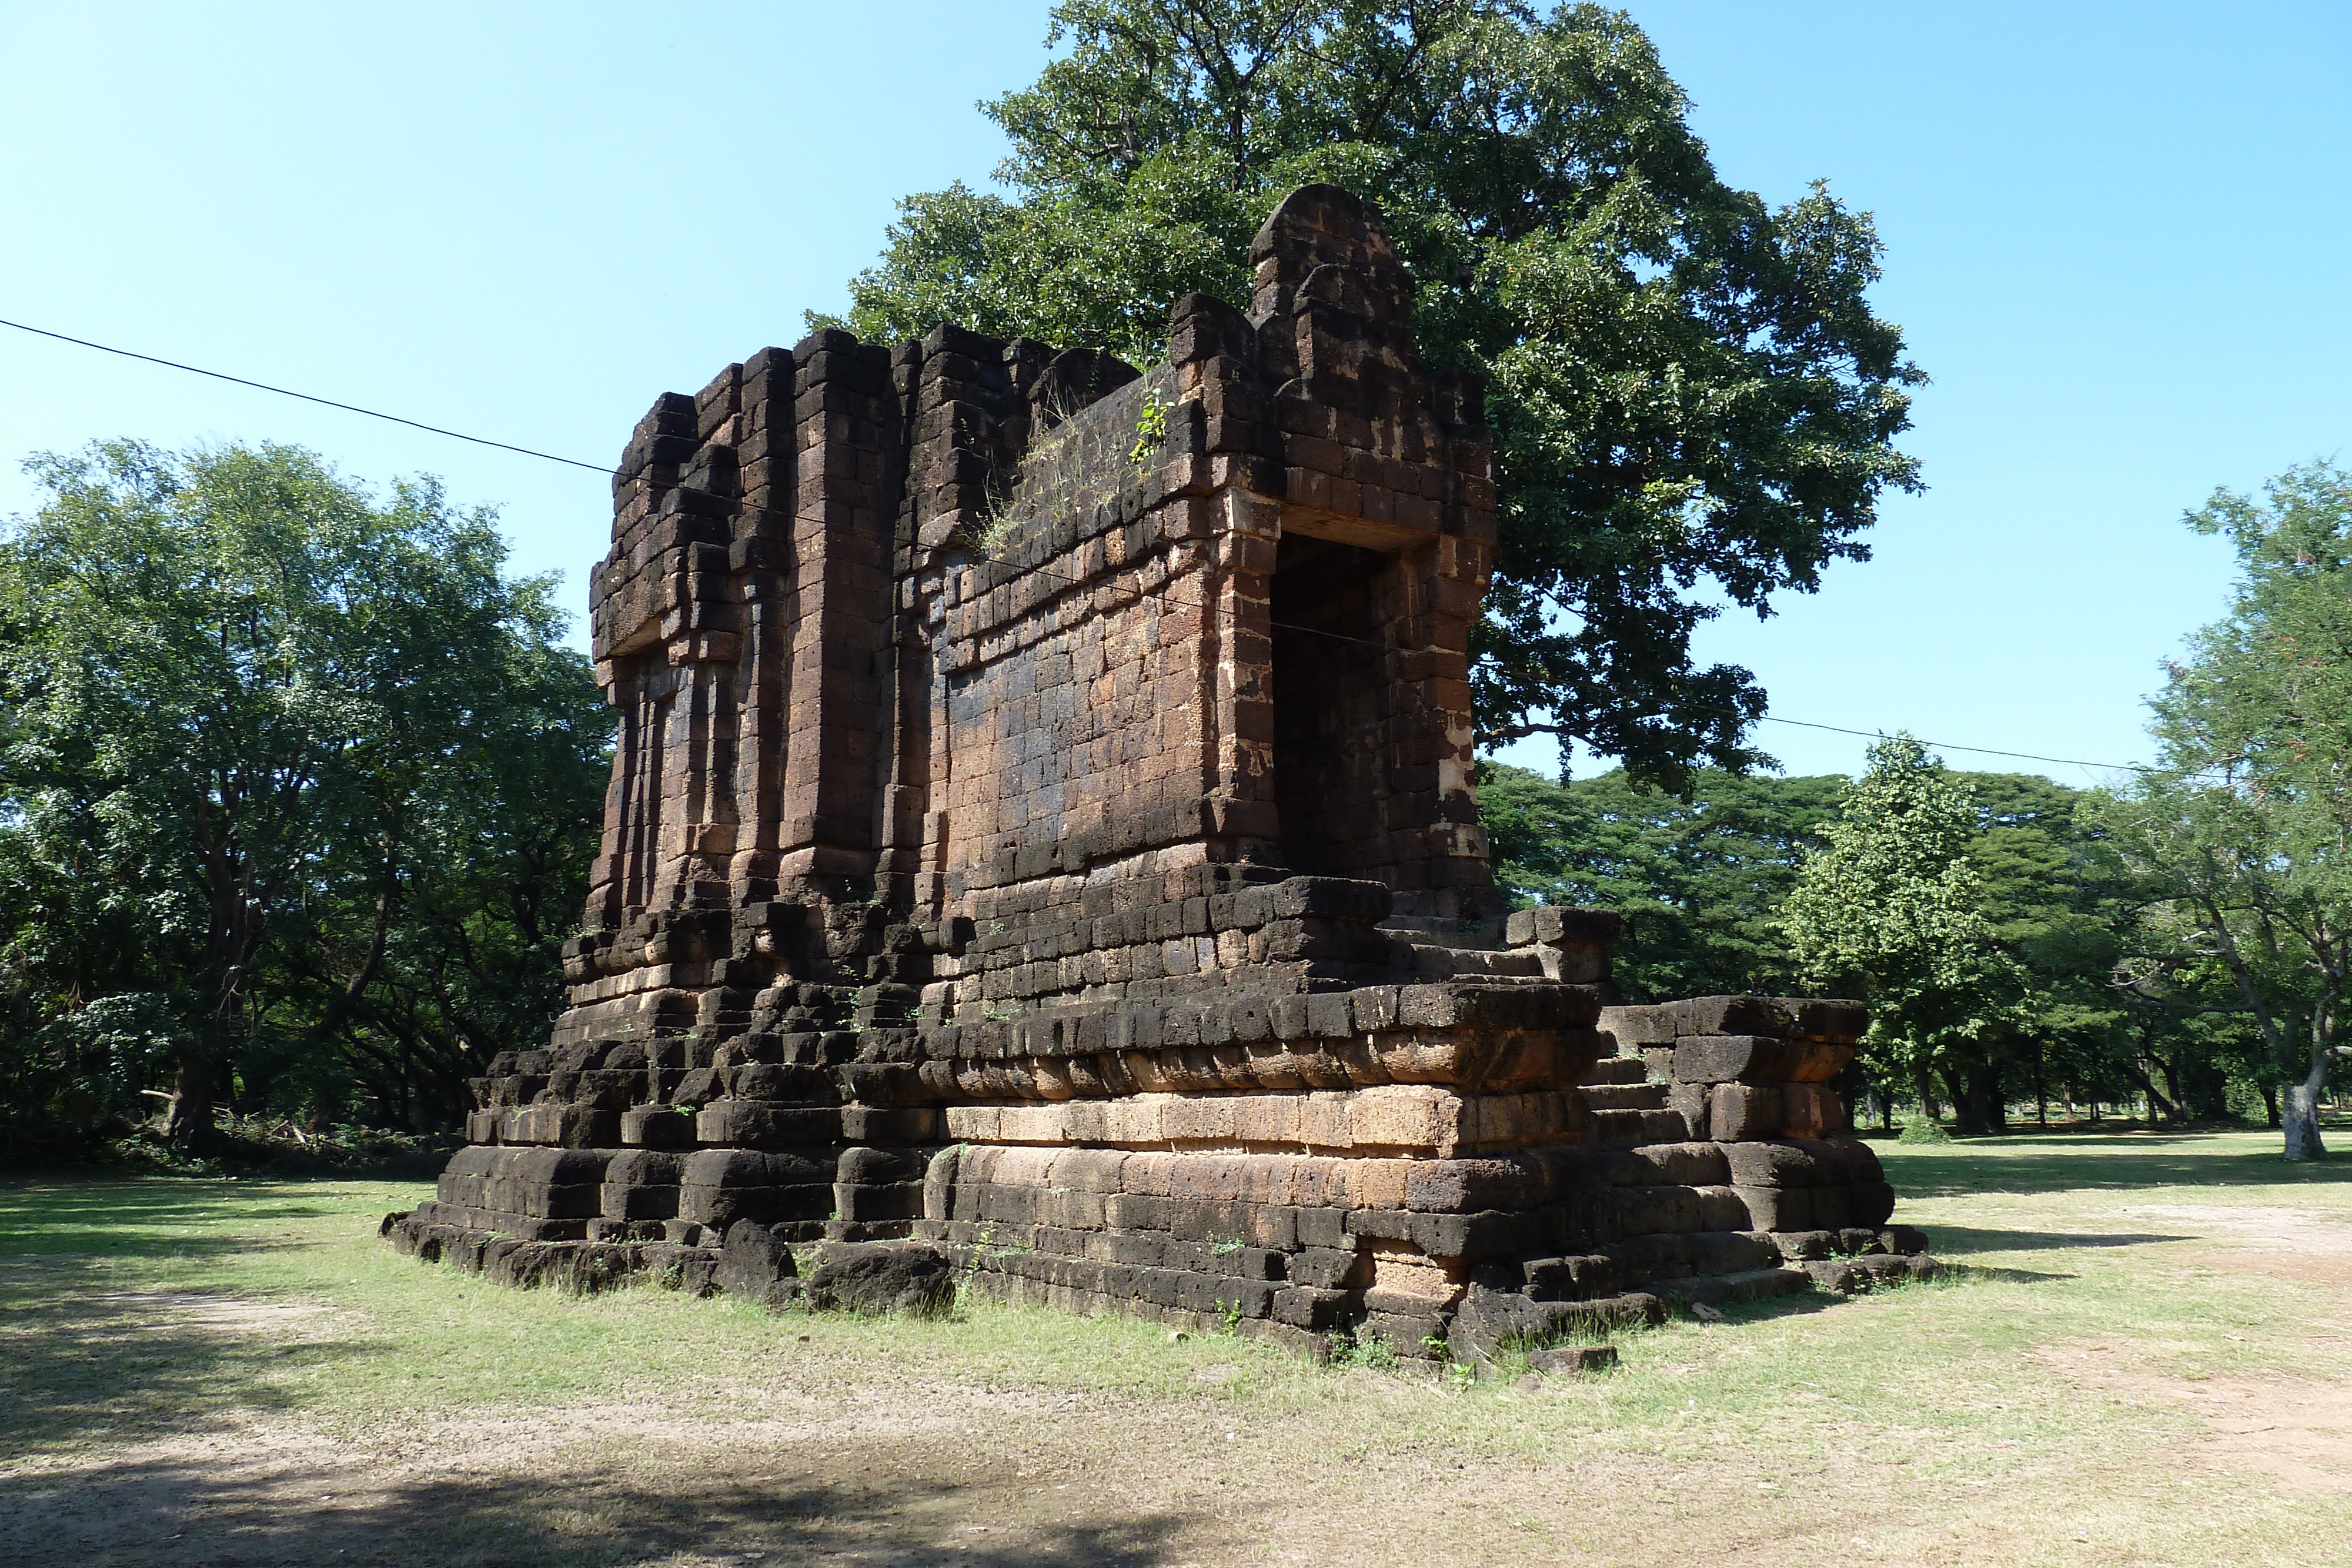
1877,1126,2352,1197
4,1132,2348,1566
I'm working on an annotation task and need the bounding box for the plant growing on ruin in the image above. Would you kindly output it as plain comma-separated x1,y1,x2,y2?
1325,1329,1396,1372
1128,388,1169,466
973,1222,1028,1260
835,0,1922,791
967,462,1023,556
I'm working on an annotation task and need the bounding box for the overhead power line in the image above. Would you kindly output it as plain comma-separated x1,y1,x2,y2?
0,317,613,474
1733,716,2151,774
3,313,2179,777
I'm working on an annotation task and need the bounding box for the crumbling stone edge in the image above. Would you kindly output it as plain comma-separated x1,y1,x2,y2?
379,1206,1947,1375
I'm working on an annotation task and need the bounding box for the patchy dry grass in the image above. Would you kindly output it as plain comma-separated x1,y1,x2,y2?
1,1131,2347,1566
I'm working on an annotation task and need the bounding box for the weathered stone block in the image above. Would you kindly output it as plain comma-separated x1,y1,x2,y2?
805,1242,956,1318
622,1106,696,1148
1719,1141,1822,1190
1672,1035,1852,1085
1780,1084,1847,1138
1709,1084,1783,1142
1668,996,1795,1038
1730,1185,1815,1232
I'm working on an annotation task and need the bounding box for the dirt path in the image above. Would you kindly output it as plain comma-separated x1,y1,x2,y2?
2030,1203,2352,1500
3,1278,2333,1568
0,1373,2057,1568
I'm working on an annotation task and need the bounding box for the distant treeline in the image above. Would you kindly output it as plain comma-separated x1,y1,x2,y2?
3,443,2345,1164
1483,757,2273,1136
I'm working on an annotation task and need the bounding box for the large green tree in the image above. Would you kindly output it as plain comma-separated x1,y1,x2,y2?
1956,774,2137,1125
1780,737,2029,1134
838,0,1922,788
0,442,610,1150
2099,462,2352,1161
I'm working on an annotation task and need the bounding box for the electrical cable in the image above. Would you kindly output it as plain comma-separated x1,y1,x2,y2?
0,317,614,474
2,313,2191,777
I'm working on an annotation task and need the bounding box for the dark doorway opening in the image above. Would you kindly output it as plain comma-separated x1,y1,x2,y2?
1269,530,1392,876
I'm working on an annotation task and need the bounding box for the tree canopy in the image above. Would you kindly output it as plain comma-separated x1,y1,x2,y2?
1779,737,2032,1134
1480,751,2271,1134
837,0,1923,790
1480,760,1842,1001
0,441,612,1154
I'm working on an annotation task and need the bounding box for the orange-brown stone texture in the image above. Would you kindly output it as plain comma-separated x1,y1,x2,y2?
385,188,1937,1360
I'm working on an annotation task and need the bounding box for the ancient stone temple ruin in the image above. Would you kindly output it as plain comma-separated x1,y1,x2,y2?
386,186,1937,1362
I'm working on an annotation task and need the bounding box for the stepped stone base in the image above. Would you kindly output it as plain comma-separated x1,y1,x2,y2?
385,987,1938,1363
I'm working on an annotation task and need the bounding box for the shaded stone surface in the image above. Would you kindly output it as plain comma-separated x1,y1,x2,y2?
803,1242,957,1318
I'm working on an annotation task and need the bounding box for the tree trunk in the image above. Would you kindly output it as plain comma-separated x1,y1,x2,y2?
161,1054,215,1151
232,1068,269,1118
2283,1052,2330,1162
2261,1084,2281,1129
2120,1062,2179,1127
1949,1061,2007,1137
2283,1080,2328,1161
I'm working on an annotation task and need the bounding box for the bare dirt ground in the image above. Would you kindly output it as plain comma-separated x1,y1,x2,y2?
2131,1201,2352,1288
2039,1336,2352,1501
4,1134,2350,1567
2040,1201,2352,1499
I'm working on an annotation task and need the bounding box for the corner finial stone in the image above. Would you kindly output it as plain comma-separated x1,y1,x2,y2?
1249,184,1379,263
1248,184,1410,323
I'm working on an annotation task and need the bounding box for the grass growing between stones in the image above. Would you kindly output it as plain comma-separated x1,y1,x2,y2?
2,1131,2347,1567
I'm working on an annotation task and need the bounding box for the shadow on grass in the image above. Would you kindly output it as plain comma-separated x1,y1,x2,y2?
1713,1290,1839,1326
0,1252,361,1450
0,1273,1193,1566
1698,1253,2080,1327
0,1176,373,1259
0,1449,1187,1567
1879,1136,2352,1198
1916,1224,2194,1258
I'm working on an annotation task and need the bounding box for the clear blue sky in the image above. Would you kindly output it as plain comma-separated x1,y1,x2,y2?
3,2,2345,788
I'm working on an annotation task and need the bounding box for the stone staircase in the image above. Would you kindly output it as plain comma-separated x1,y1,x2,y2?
1379,914,1559,982
1576,1037,1690,1145
1399,942,1548,980
1578,1052,1671,1112
1377,914,1511,947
